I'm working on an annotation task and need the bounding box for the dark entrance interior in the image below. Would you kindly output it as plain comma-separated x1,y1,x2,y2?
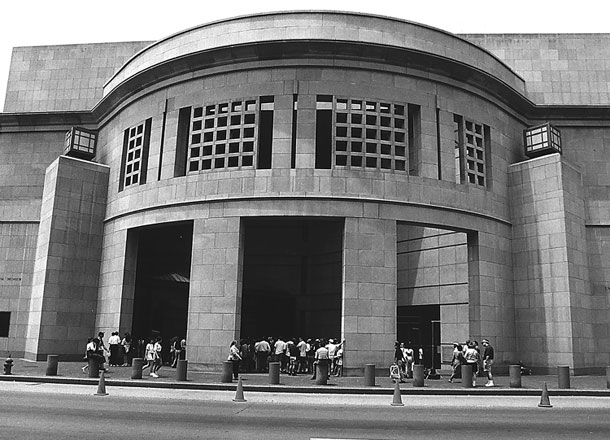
397,305,440,369
241,217,343,340
131,222,193,348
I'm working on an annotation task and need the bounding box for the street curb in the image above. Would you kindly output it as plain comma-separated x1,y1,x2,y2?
2,375,610,397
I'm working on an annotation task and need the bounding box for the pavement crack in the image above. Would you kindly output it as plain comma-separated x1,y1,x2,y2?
233,405,251,415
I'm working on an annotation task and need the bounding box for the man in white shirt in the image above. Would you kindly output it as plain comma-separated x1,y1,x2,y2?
273,337,287,372
325,338,344,376
108,331,121,366
254,337,271,373
296,337,308,373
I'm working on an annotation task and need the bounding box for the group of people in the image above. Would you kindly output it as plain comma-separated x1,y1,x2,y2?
392,341,423,382
83,331,133,373
227,336,345,380
83,331,187,379
448,338,495,387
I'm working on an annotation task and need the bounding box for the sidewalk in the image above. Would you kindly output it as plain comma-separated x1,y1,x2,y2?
2,358,610,396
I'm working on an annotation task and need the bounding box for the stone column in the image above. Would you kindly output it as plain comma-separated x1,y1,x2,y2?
25,156,109,360
509,154,592,373
343,216,396,373
187,216,243,370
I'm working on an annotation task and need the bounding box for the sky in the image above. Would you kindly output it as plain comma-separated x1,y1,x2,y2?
1,0,608,111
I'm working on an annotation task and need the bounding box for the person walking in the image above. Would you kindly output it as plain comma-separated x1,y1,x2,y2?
151,336,163,378
228,340,242,380
393,341,406,383
464,341,480,386
482,338,495,387
170,337,181,368
121,332,132,366
448,343,464,383
142,338,155,375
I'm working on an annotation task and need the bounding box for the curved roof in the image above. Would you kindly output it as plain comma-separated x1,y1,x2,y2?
103,10,525,98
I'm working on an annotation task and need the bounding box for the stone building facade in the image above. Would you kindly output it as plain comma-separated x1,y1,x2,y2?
1,11,609,374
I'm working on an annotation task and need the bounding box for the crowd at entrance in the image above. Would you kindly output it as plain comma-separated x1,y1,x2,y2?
82,331,186,379
227,336,345,380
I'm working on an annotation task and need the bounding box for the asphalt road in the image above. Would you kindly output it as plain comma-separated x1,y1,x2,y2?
2,382,610,439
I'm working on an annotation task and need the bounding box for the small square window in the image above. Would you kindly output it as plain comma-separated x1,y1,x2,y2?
336,155,347,166
228,156,239,167
242,156,253,166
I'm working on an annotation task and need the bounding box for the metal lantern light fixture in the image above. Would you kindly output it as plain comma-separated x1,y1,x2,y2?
64,127,97,160
524,123,561,158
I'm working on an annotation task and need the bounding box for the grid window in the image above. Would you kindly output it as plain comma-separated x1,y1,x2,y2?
187,98,267,172
125,124,144,187
454,115,489,188
120,119,151,191
320,96,408,172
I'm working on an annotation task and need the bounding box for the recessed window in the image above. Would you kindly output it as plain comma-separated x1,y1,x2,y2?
315,96,412,172
454,114,490,188
0,312,10,337
120,119,151,191
187,97,271,173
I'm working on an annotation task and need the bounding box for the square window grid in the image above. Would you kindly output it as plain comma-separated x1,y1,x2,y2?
124,123,145,188
332,98,407,172
464,120,486,187
188,99,258,173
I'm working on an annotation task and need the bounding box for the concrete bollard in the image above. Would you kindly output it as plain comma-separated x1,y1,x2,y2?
412,364,425,387
221,361,233,383
315,360,328,385
461,364,473,388
45,355,59,376
364,363,376,387
269,362,280,385
557,365,570,389
131,358,143,379
88,358,100,379
509,364,522,388
176,359,188,381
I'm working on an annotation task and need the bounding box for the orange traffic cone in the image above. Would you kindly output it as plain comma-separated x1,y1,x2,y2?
391,379,404,406
538,382,552,408
95,370,109,396
233,377,247,402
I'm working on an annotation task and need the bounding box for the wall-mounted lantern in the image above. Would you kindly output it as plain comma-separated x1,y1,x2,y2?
64,127,97,160
524,123,561,159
